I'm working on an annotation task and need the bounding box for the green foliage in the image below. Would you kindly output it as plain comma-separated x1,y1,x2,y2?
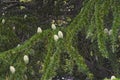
20,0,32,2
0,14,38,51
0,0,120,80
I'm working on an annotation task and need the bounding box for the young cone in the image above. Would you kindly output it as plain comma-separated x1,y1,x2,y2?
51,23,56,30
58,31,63,38
10,66,16,74
37,27,42,33
111,75,116,80
24,14,27,19
109,29,112,36
23,55,29,64
104,28,109,34
2,19,5,24
54,35,59,42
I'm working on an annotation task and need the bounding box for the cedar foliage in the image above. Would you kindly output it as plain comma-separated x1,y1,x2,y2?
0,0,120,80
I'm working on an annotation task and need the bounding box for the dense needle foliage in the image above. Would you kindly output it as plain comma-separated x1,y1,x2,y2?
0,0,120,80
